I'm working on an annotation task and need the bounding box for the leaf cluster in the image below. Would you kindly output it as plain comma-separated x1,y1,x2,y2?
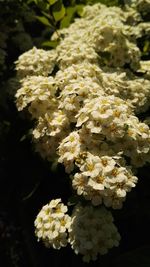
27,0,85,47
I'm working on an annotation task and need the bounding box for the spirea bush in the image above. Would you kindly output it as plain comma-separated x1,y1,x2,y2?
15,0,150,263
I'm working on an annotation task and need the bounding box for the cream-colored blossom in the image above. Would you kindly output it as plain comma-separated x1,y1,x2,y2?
15,76,56,111
16,47,57,78
72,152,138,209
34,199,71,249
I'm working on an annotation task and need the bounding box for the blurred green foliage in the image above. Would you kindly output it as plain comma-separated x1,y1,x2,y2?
27,0,121,48
27,0,84,47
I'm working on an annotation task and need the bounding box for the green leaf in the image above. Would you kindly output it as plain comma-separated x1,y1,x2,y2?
42,40,59,48
59,4,84,28
60,6,76,28
36,0,49,11
76,4,84,16
52,0,66,22
49,0,58,5
36,16,52,26
143,40,150,53
41,11,51,19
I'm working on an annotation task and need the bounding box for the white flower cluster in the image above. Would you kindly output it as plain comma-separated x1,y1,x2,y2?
15,75,56,112
16,47,57,78
99,69,150,113
58,129,138,208
55,3,140,70
72,153,137,209
15,2,150,262
35,200,121,262
76,95,132,139
68,204,121,262
34,199,71,249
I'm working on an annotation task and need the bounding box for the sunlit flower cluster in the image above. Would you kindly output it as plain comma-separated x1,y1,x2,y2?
72,152,138,209
34,199,71,249
100,69,150,113
16,47,57,78
15,75,56,111
15,1,150,262
55,3,141,70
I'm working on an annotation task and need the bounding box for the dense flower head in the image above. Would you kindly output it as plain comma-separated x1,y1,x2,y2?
72,152,138,209
16,47,57,78
15,75,56,111
54,3,141,70
57,41,99,70
76,95,133,141
99,68,150,113
34,199,71,249
68,204,121,262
